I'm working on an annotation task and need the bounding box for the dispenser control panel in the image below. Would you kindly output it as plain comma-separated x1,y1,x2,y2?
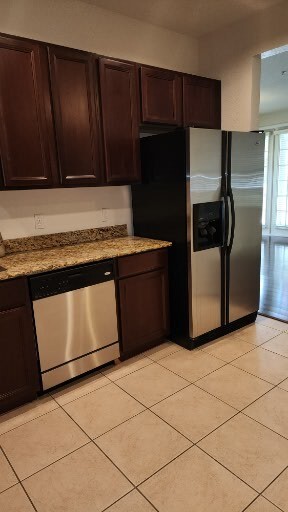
193,201,224,252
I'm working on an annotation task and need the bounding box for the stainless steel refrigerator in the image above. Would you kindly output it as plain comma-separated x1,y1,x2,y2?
132,128,264,348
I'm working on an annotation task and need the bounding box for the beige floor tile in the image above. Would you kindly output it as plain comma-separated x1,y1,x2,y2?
159,349,225,382
245,496,281,512
0,396,59,436
151,385,237,442
198,413,288,492
279,378,288,391
0,450,17,492
232,346,288,384
102,354,152,381
235,324,279,346
143,341,183,361
0,408,89,480
63,383,144,438
244,387,288,439
263,332,288,358
139,446,257,512
50,371,110,405
257,315,288,332
264,467,288,512
105,490,155,511
96,410,191,485
116,363,188,407
0,484,35,512
23,442,132,512
202,336,254,362
196,364,273,410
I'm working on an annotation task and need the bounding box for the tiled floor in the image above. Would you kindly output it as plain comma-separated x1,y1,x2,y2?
1,317,288,511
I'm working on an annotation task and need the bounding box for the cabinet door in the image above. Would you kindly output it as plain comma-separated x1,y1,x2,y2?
0,306,39,413
119,269,169,355
48,47,103,186
99,58,140,184
183,75,221,129
140,66,182,125
0,35,58,188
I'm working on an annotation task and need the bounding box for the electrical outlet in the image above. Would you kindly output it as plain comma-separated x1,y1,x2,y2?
34,214,45,230
101,208,108,223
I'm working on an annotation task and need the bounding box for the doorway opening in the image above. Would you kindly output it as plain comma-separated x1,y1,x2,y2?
259,45,288,321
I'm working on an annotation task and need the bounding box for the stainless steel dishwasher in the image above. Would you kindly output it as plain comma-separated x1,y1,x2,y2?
30,260,119,390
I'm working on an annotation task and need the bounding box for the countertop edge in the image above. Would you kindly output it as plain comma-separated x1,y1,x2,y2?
0,238,172,282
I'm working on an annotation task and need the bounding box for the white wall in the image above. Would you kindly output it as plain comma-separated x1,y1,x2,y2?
0,0,198,73
199,0,288,131
0,187,132,239
0,0,199,240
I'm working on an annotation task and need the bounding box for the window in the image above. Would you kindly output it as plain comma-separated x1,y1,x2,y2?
276,132,288,227
262,133,270,226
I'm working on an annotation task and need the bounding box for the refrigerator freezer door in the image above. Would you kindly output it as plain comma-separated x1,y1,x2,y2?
228,131,264,323
188,128,223,338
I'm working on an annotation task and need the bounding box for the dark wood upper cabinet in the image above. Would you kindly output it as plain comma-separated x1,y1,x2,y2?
99,58,140,184
0,279,39,413
183,75,221,129
0,35,58,188
48,46,103,186
140,66,182,125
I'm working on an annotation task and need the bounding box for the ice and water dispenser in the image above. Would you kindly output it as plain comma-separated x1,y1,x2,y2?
193,201,224,252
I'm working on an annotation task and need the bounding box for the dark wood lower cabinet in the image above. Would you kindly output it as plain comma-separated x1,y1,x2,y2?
118,250,169,357
0,279,39,414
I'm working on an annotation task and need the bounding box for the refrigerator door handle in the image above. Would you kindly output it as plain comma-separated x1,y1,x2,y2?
222,190,229,247
227,186,235,254
227,131,235,254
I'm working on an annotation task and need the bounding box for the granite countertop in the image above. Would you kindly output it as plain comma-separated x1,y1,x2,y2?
0,233,171,281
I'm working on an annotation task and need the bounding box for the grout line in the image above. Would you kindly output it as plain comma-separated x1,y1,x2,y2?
0,446,38,511
136,488,160,511
147,408,194,445
108,343,288,447
260,344,288,359
156,355,230,385
92,409,147,441
0,446,20,493
259,496,285,512
100,489,140,512
48,379,112,407
258,461,288,496
57,406,136,489
0,400,60,438
196,445,260,495
134,445,193,488
1,337,287,511
115,380,192,409
101,357,154,383
144,346,184,363
0,482,19,497
240,495,265,512
18,441,91,483
113,359,192,387
240,495,262,512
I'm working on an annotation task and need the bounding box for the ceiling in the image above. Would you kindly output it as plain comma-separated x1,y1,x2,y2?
82,0,283,37
260,49,288,114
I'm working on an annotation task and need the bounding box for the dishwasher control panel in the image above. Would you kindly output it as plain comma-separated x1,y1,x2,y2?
30,260,114,300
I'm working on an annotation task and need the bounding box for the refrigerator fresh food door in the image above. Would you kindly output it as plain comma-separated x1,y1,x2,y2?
227,131,264,323
188,128,223,338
